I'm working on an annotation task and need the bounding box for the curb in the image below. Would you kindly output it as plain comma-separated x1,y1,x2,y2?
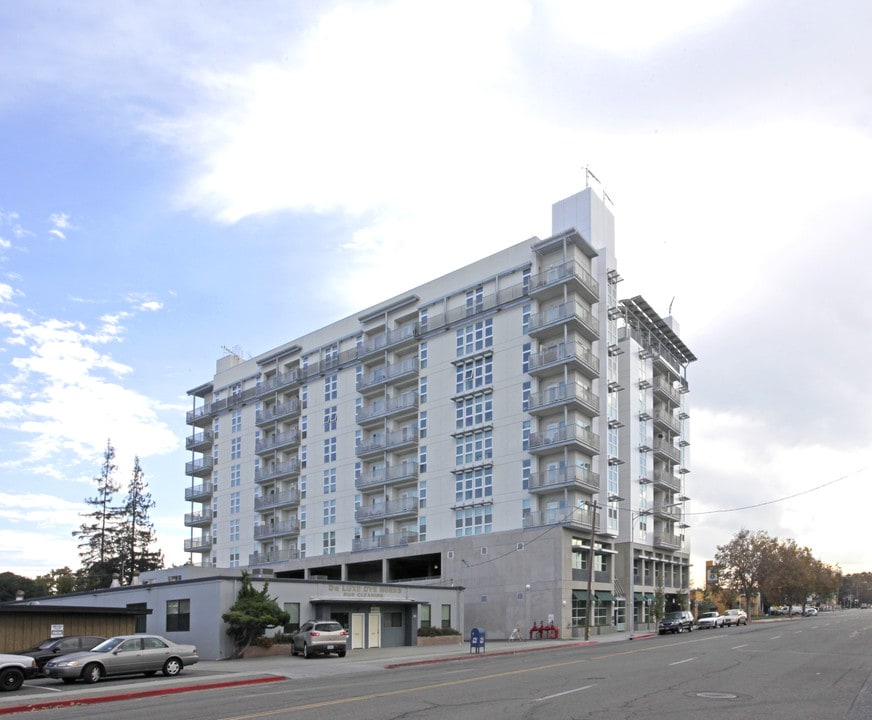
384,640,596,668
0,675,285,716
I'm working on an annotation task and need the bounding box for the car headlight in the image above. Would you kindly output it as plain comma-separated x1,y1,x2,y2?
54,660,81,668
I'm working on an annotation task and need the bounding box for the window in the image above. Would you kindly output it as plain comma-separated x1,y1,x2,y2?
456,319,493,357
231,410,242,433
127,602,147,634
301,415,308,439
324,406,337,432
230,491,240,514
419,410,427,439
419,479,427,509
522,420,530,451
419,445,427,473
420,342,428,369
323,468,336,493
229,549,239,567
420,376,428,403
521,304,531,334
324,437,337,463
455,467,493,501
455,393,493,429
230,464,241,487
521,459,531,489
420,604,431,629
323,499,336,525
455,430,493,466
300,505,307,530
230,436,241,460
455,506,493,536
323,531,336,555
230,518,240,541
283,602,301,634
455,356,493,393
166,599,190,632
324,374,338,401
522,381,531,411
466,286,484,315
441,604,452,629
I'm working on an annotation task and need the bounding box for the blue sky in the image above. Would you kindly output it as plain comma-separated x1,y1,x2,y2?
1,0,870,586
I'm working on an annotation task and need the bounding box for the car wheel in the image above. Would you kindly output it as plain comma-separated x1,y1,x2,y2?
162,658,182,677
291,644,298,656
676,626,682,633
0,668,24,692
688,624,693,632
303,643,311,658
337,650,346,658
83,663,103,684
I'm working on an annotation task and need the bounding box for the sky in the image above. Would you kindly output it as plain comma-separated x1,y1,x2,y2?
1,0,870,589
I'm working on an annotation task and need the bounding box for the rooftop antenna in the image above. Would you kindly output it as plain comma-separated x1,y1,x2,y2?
584,166,614,205
668,296,675,315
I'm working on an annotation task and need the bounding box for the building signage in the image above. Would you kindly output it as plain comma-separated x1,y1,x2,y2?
327,584,405,600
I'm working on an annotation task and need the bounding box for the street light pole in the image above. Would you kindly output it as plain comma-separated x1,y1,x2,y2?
584,500,598,641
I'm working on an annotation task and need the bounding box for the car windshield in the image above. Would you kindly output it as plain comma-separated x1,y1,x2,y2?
316,623,342,632
90,638,124,653
664,612,684,620
36,640,57,650
701,613,717,618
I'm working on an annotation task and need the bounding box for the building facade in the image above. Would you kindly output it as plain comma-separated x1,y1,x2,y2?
184,187,696,639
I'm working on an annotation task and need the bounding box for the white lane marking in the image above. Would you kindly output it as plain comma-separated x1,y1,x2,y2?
669,658,696,666
732,644,749,649
536,684,596,701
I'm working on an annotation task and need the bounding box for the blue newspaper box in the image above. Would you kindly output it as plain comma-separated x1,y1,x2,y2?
470,627,485,653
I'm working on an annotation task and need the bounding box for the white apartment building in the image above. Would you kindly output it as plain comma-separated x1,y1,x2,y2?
184,186,696,640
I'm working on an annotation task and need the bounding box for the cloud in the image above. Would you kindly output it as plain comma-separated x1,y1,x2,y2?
48,212,72,240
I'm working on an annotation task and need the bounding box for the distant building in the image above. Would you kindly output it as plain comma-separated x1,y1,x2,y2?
184,186,696,640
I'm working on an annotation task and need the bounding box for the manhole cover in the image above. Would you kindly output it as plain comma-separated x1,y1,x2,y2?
696,692,738,700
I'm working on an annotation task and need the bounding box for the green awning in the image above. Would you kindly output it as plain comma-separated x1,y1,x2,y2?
572,589,590,601
596,591,616,601
634,592,646,601
645,593,655,601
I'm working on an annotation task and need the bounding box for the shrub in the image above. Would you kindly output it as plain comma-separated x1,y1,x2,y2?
254,635,274,649
417,626,461,637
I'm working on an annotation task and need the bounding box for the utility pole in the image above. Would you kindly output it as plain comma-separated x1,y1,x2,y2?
584,500,598,641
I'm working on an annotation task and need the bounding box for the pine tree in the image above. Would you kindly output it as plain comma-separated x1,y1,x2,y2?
75,439,123,589
116,456,164,584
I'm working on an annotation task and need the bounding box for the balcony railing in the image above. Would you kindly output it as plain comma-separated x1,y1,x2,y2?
529,260,599,304
653,533,683,550
528,301,599,341
357,358,419,392
184,509,213,527
254,488,300,511
528,466,600,494
652,469,680,492
184,536,212,552
355,463,419,490
357,392,419,424
255,459,301,484
256,428,301,454
523,505,597,531
256,400,301,426
528,425,600,455
356,428,419,457
254,519,300,540
355,497,419,522
185,429,214,452
653,409,680,434
248,548,299,566
184,481,214,502
257,368,303,397
352,530,418,552
653,438,680,463
652,377,681,405
358,322,420,358
185,457,214,477
528,342,599,378
528,383,598,416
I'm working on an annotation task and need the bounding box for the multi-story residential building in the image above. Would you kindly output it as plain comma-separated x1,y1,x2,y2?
184,186,696,640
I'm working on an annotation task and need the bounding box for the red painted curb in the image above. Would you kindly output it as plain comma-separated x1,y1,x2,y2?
0,675,285,716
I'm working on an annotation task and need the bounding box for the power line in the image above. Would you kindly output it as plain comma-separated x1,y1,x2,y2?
687,467,867,517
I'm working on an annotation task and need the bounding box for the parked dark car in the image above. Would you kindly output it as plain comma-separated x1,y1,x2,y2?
291,620,348,658
15,636,106,673
658,610,695,634
43,634,198,684
0,654,38,691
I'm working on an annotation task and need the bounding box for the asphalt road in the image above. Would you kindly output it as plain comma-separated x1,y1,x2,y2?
5,612,872,719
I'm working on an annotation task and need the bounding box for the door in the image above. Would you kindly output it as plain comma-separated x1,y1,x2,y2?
351,613,366,649
368,612,382,648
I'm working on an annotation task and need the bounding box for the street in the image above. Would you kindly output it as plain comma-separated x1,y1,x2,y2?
6,612,872,719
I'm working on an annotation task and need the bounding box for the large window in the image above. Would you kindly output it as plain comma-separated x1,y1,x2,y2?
456,319,493,357
420,604,431,629
455,393,493,429
455,506,492,536
455,467,493,502
441,604,452,629
455,429,493,466
283,602,301,634
166,599,190,632
455,356,493,393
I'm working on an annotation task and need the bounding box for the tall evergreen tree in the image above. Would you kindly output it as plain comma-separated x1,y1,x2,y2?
75,439,123,589
116,456,164,584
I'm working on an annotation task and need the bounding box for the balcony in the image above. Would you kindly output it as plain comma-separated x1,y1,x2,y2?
355,463,419,490
248,548,299,567
254,519,300,540
650,504,682,521
255,459,301,484
352,530,418,552
186,405,212,427
528,382,599,417
528,425,599,455
254,488,300,511
653,408,680,434
184,535,212,553
358,322,420,360
528,301,599,341
652,469,681,492
652,377,681,406
356,392,419,425
529,260,599,304
527,466,600,494
653,533,683,550
184,481,214,502
528,342,599,379
257,368,303,397
186,429,214,452
356,428,419,458
653,438,680,463
185,456,214,478
523,505,597,531
256,399,301,426
256,428,301,454
184,509,213,528
357,357,419,393
355,496,419,522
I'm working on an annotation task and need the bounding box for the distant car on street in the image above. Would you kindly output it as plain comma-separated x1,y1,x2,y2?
43,634,198,684
696,611,724,629
0,654,38,691
721,608,749,626
804,606,818,616
658,610,695,634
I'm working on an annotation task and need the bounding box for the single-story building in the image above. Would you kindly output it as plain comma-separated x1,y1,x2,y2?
2,566,464,659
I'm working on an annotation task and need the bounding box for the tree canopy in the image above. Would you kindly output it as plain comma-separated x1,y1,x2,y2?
222,572,290,658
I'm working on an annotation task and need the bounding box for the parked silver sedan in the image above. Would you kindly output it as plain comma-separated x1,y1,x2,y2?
43,634,198,684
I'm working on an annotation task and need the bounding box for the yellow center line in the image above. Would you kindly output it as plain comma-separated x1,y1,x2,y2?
219,637,718,720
